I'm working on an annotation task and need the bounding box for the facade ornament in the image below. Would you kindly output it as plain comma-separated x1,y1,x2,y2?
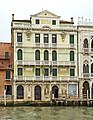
60,32,66,42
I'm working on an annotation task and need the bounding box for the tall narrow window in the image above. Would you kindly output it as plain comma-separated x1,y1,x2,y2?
52,20,56,25
35,50,40,60
5,52,9,59
17,49,22,60
53,69,57,76
35,34,40,43
44,34,49,43
52,34,57,43
70,69,75,76
83,38,88,48
70,35,74,44
83,64,89,73
6,70,10,79
35,68,40,76
44,68,49,76
52,50,57,61
17,33,22,42
91,63,93,73
36,19,40,24
70,51,74,61
44,50,49,60
18,68,23,76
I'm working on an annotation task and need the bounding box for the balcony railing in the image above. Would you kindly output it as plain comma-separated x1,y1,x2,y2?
82,73,93,78
16,60,76,66
15,42,76,49
14,76,78,82
13,23,77,31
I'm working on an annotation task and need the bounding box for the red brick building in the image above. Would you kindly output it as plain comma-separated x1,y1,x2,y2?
0,42,13,97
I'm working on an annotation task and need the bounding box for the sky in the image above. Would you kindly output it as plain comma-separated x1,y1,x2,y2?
0,0,93,42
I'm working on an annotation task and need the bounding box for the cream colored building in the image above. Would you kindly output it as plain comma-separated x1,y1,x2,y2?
78,18,93,99
12,10,78,102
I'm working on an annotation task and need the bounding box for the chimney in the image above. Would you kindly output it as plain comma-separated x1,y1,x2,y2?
12,14,14,21
71,17,73,23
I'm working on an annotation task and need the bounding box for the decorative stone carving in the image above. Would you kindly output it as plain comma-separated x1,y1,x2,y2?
60,32,66,41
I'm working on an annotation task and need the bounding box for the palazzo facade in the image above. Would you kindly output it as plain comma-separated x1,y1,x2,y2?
12,10,78,102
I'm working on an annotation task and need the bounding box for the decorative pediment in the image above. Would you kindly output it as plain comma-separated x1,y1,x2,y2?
32,10,61,18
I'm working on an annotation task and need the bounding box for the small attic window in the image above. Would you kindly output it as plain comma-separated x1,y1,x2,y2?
52,20,56,25
36,19,40,24
45,13,47,15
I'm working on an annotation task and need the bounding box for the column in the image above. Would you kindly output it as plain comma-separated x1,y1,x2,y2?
24,84,26,100
13,82,16,101
42,84,44,101
90,83,92,99
32,85,34,101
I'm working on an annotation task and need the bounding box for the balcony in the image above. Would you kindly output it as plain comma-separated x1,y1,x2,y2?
16,60,76,66
82,73,93,78
15,42,76,49
14,76,78,82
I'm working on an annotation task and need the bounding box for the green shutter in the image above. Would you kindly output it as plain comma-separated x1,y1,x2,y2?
70,69,75,76
70,35,74,44
70,51,74,61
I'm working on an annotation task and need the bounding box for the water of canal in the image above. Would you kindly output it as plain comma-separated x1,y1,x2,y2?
0,106,93,120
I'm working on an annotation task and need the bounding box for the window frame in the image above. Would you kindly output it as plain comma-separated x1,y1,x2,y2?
35,68,40,76
52,20,56,25
17,33,22,42
6,70,10,79
70,69,75,76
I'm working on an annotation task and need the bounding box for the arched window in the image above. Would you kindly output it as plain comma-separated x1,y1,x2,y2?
70,51,74,61
83,38,88,48
83,64,89,73
34,85,41,100
35,50,40,60
44,50,49,60
17,49,22,60
17,85,24,99
91,63,93,73
52,85,59,98
52,50,57,61
83,81,90,98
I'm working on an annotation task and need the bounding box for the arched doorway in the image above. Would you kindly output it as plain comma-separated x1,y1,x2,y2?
17,85,24,99
82,81,90,98
91,83,93,99
35,85,41,100
52,85,59,98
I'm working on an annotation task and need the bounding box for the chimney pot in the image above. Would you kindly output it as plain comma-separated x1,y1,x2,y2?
12,14,14,20
71,17,73,22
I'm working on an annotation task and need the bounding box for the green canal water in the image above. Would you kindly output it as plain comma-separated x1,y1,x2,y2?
0,106,93,120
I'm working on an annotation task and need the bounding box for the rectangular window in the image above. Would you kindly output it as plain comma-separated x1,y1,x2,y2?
52,20,56,25
18,68,23,76
70,35,74,44
36,19,40,24
44,34,49,43
5,52,9,59
35,68,40,76
6,70,10,79
53,69,57,76
17,33,22,42
52,34,57,43
44,68,49,76
35,34,40,43
70,69,75,76
5,85,12,95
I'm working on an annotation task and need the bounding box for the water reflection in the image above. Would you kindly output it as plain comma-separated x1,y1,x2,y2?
0,106,93,120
